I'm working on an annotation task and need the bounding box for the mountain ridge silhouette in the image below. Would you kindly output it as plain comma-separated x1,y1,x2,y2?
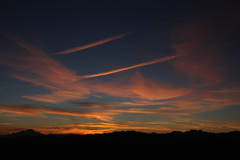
1,129,240,157
2,129,240,137
1,129,43,138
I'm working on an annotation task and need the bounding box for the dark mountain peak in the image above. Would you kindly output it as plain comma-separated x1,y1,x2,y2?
6,129,43,138
18,129,42,135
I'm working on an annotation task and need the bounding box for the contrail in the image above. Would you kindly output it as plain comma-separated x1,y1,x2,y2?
209,41,240,49
54,31,133,55
78,55,180,79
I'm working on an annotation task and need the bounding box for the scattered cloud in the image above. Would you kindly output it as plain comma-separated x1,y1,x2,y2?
91,71,192,101
1,29,240,117
0,31,184,104
127,72,192,101
0,30,91,103
111,83,240,120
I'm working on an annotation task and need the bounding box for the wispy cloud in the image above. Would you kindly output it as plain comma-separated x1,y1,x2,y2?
0,31,183,104
78,55,180,79
171,19,225,87
2,30,240,122
171,3,240,87
54,31,133,55
118,85,240,116
90,71,192,101
0,30,92,103
0,104,116,122
208,40,240,49
0,30,184,104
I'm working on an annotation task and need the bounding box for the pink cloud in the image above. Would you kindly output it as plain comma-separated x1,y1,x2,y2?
0,31,91,103
91,72,192,101
1,31,186,104
169,6,240,87
0,104,116,122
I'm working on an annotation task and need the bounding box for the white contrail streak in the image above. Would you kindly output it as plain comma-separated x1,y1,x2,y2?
209,41,240,49
78,55,180,79
54,31,133,55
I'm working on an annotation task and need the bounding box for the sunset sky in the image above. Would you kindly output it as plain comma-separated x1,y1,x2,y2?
1,0,240,135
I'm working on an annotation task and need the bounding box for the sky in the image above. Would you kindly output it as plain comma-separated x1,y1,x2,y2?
0,0,240,135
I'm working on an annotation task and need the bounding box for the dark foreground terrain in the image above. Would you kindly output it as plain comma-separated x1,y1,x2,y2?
1,129,240,157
